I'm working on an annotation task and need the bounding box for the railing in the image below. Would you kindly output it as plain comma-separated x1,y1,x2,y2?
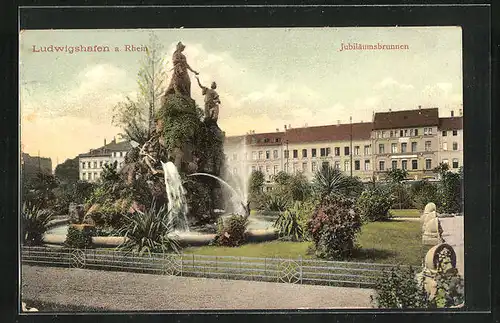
21,246,412,288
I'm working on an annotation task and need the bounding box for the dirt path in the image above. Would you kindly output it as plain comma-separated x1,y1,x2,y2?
22,265,375,311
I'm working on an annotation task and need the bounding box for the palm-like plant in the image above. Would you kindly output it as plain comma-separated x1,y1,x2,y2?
274,202,305,241
22,201,53,246
312,165,351,200
117,201,180,255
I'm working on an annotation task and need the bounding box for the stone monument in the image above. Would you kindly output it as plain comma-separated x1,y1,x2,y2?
421,202,444,245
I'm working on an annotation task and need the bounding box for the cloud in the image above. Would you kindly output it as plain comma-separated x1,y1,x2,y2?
374,77,414,91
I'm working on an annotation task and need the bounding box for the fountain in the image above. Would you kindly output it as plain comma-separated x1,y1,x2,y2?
161,161,190,232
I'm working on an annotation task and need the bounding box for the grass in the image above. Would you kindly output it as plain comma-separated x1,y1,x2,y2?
390,209,421,218
183,220,428,266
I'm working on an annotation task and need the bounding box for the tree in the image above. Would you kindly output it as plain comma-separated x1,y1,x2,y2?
249,170,265,195
113,32,167,143
385,168,408,184
434,162,450,180
54,157,79,184
311,165,352,201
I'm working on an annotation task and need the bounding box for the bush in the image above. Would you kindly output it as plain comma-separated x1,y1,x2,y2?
307,195,362,259
412,180,438,211
433,270,465,307
213,214,249,247
357,185,394,221
437,171,462,213
390,183,414,209
371,266,429,308
117,202,180,255
64,226,94,249
262,191,289,212
274,202,305,241
22,201,53,246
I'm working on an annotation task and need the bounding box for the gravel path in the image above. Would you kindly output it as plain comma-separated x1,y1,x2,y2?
439,216,464,276
22,265,374,311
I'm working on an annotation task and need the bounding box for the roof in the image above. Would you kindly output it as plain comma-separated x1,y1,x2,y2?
79,140,132,158
439,117,463,130
246,132,285,146
373,108,439,130
284,122,373,144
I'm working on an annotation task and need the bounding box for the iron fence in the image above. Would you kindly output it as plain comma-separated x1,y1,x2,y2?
21,246,412,288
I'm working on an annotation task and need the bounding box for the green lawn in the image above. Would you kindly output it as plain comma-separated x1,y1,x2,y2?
183,220,428,266
390,209,422,218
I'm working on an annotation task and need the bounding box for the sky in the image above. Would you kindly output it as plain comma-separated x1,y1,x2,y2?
19,27,463,167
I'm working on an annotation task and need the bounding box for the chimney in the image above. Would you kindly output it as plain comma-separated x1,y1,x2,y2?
451,110,454,117
389,109,392,112
288,124,291,129
459,109,463,116
418,105,422,109
284,125,287,130
276,128,279,132
104,138,107,146
337,120,340,125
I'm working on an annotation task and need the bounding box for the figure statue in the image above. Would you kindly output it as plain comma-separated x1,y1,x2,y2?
165,42,199,98
196,76,221,122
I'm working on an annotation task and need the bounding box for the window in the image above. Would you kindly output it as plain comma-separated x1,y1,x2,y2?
354,146,360,155
401,143,407,153
452,158,459,169
322,161,329,169
266,151,270,159
320,148,326,157
344,147,350,156
274,165,279,174
354,160,360,170
99,161,103,168
87,162,91,168
364,160,371,171
259,151,264,160
266,165,270,174
410,129,414,136
252,166,256,172
293,163,298,173
391,143,397,153
415,129,419,136
364,145,370,155
379,161,385,171
82,162,86,169
381,131,386,138
402,160,408,170
425,141,432,151
334,161,340,169
275,138,281,143
293,150,298,158
263,138,270,143
284,150,289,159
344,160,350,172
424,128,428,135
390,131,394,137
273,150,279,159
443,142,448,151
452,130,458,136
312,148,317,158
334,147,340,156
392,160,398,169
302,162,307,171
425,159,432,170
400,130,404,137
93,172,97,180
412,160,418,170
312,162,317,172
404,129,408,137
302,149,307,158
326,148,331,156
453,142,458,151
442,131,447,136
93,161,97,168
120,152,123,157
411,142,417,152
252,152,257,160
379,144,385,154
428,127,433,135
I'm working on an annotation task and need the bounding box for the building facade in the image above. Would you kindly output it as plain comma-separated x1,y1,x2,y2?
372,108,440,181
224,107,464,183
78,138,132,182
438,115,463,172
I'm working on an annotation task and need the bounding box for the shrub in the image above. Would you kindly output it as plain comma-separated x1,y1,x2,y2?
307,195,362,259
311,165,352,201
412,180,438,211
213,214,249,247
64,226,94,249
262,191,289,212
390,183,414,209
357,186,394,221
117,201,180,255
437,171,462,213
274,202,305,241
371,266,430,308
432,270,464,308
21,201,53,246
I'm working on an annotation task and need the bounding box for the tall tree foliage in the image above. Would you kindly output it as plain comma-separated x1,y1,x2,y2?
54,157,79,184
113,32,167,144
